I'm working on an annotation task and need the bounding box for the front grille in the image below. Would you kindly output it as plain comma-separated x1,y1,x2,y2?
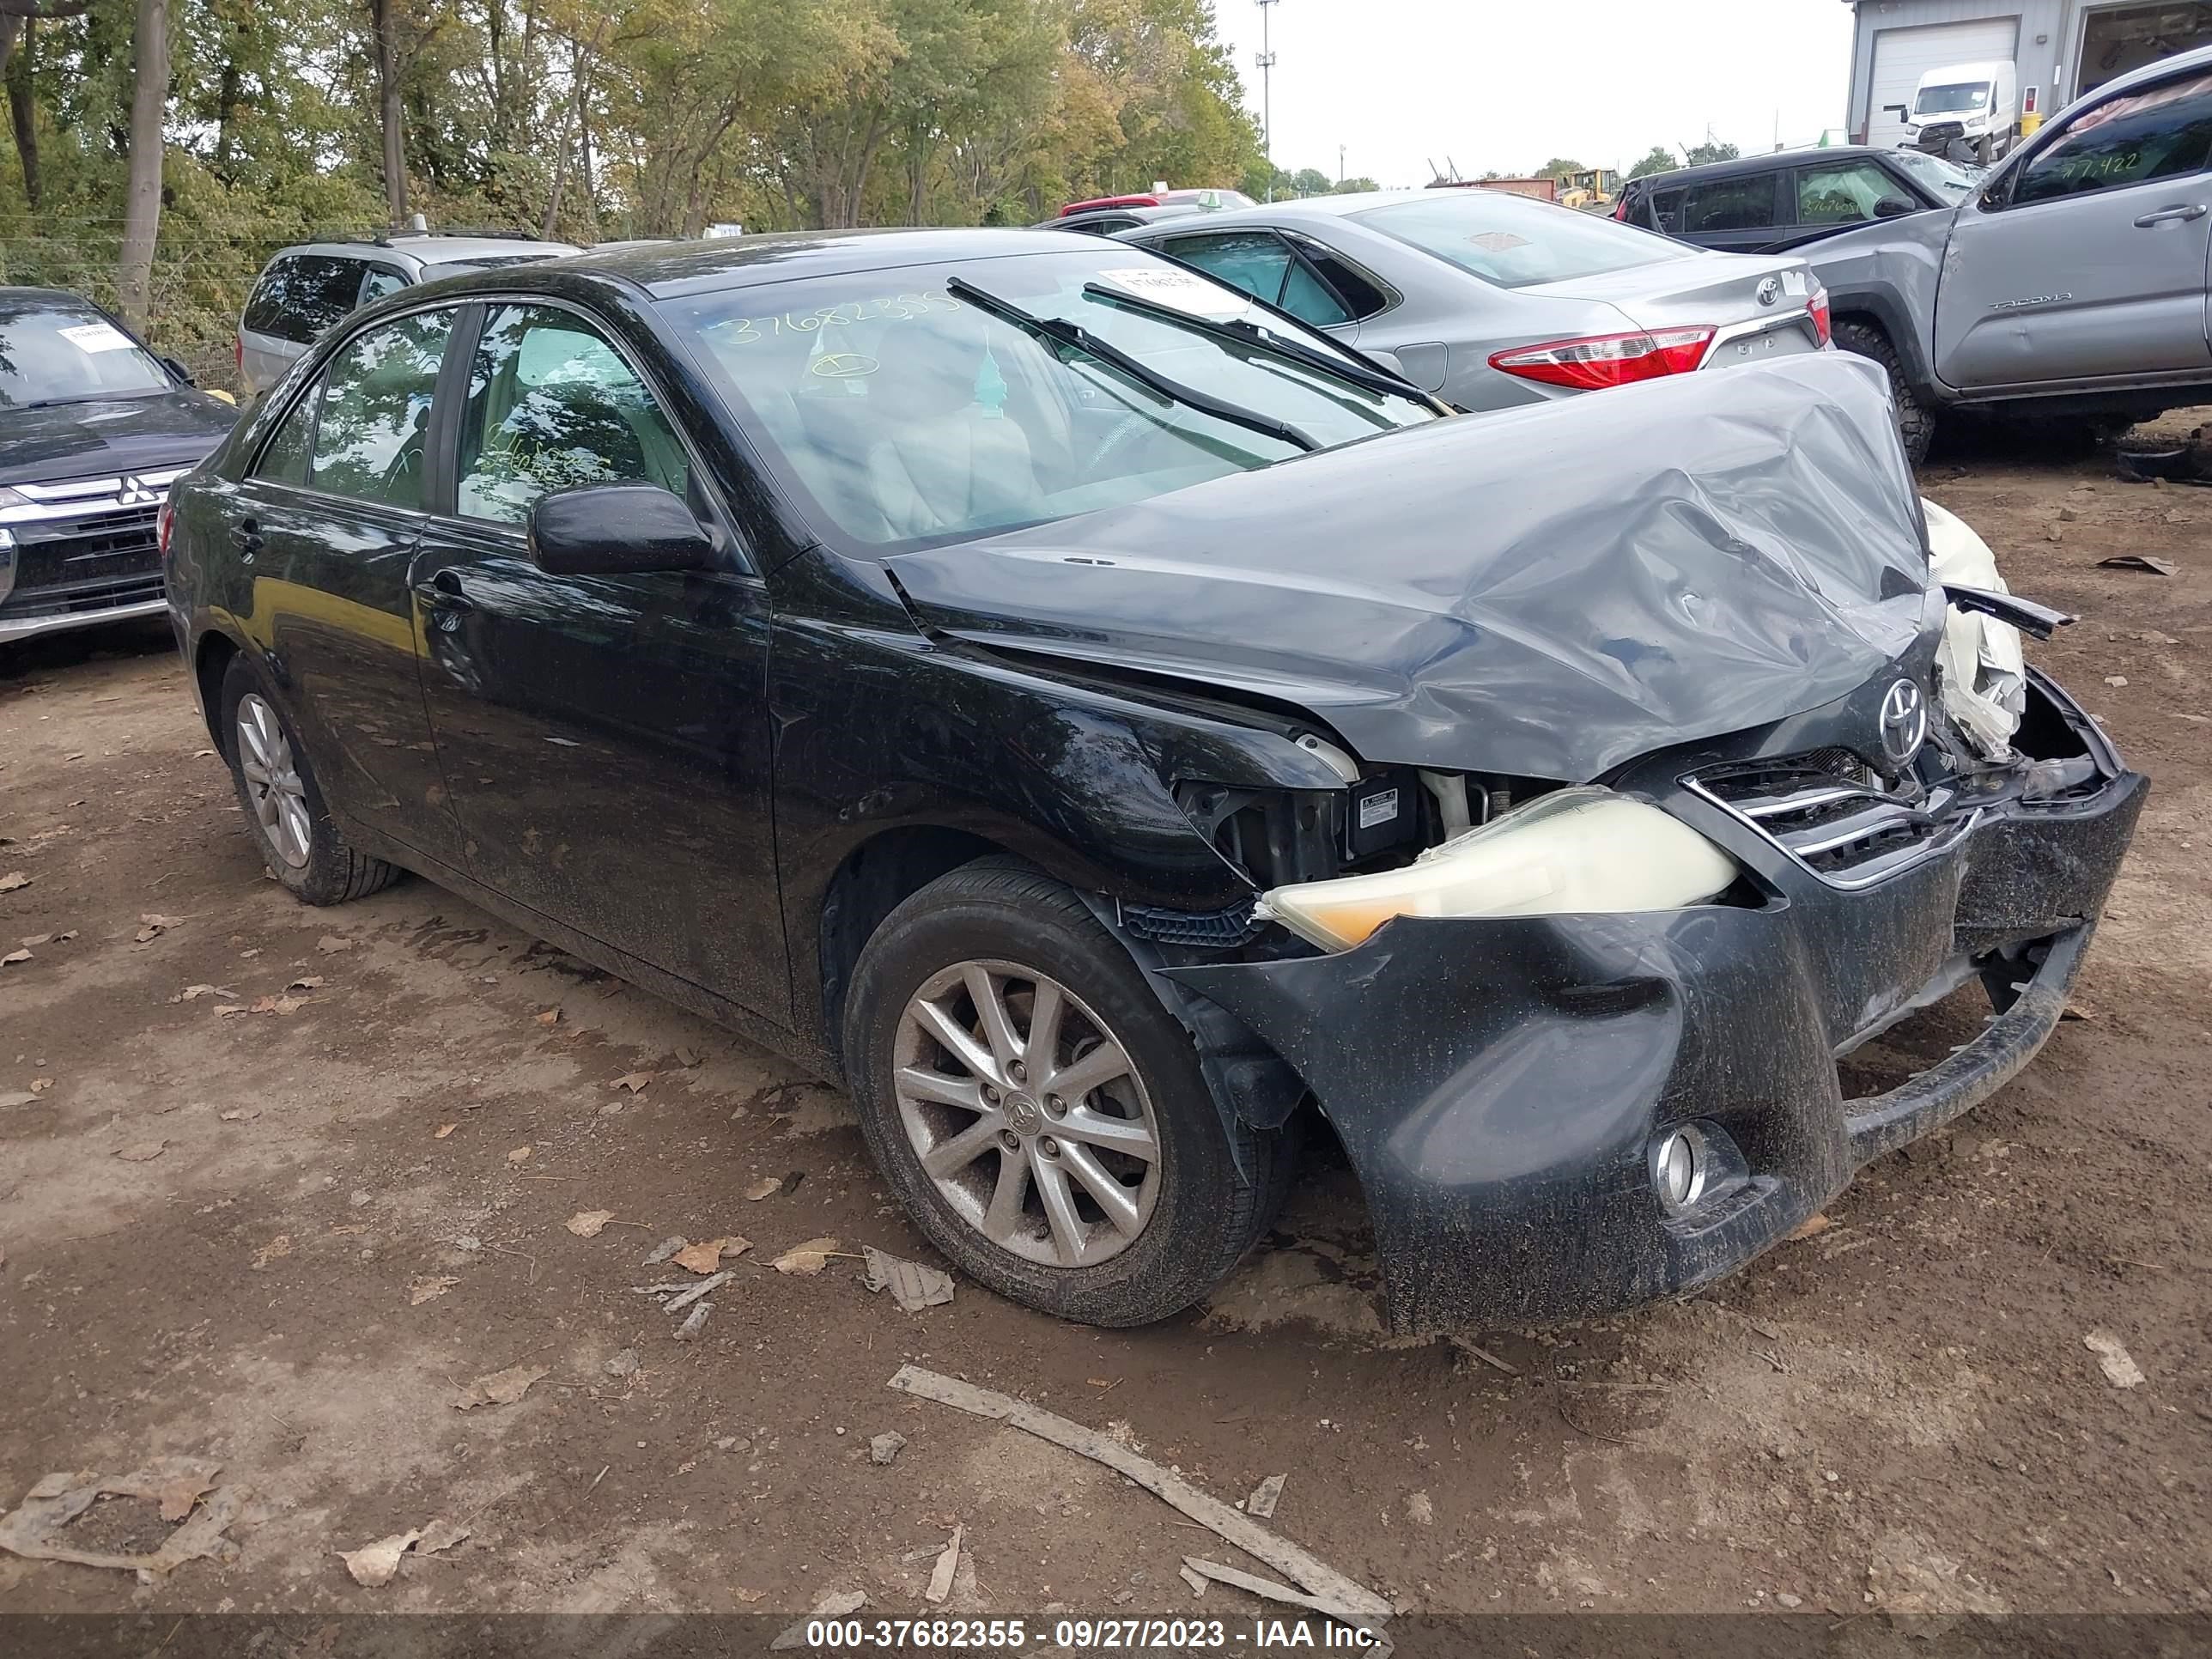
9,504,162,596
3,573,164,619
1686,755,1973,889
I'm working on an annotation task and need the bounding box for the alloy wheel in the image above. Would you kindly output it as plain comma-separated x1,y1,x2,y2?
891,959,1162,1268
235,693,312,870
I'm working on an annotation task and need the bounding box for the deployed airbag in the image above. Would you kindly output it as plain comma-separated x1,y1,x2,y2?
1922,497,2025,758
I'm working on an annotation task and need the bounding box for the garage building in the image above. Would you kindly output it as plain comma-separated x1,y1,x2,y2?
1843,0,2212,147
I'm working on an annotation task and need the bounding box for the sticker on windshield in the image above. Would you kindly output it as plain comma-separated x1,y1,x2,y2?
1468,231,1530,253
59,322,135,354
1096,266,1248,319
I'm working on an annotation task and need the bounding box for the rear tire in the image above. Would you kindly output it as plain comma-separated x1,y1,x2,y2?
219,654,400,906
842,860,1284,1326
1835,319,1935,465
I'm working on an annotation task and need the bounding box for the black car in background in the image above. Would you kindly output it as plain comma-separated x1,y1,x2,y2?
162,231,2141,1333
1615,144,1978,254
1,289,237,647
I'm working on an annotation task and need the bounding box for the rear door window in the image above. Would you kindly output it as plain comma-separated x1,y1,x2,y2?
304,309,456,508
1156,230,1354,326
1794,159,1914,225
1676,173,1782,233
242,255,370,344
2007,69,2212,206
361,265,410,304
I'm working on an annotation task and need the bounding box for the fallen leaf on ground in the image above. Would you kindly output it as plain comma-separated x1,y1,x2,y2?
157,1470,219,1522
773,1236,842,1275
315,935,354,953
134,914,183,943
434,1122,457,1139
415,1519,470,1556
28,1078,52,1095
252,1235,292,1268
114,1140,167,1163
247,994,305,1015
565,1210,617,1238
0,872,27,892
507,1146,532,1166
642,1235,686,1265
611,1072,653,1093
169,984,232,1003
19,934,49,948
337,1528,421,1588
534,1008,560,1027
1787,1213,1832,1241
454,1363,549,1410
674,1237,749,1274
287,975,325,991
50,931,76,942
2085,1331,2146,1389
0,950,29,967
409,1275,458,1306
0,1460,243,1583
744,1177,781,1202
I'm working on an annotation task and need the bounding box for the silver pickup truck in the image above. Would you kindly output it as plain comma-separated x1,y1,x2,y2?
1749,44,2212,459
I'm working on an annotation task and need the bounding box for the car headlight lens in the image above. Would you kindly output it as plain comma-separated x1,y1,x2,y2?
1256,786,1739,952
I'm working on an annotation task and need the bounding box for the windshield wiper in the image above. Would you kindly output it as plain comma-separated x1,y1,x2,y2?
1079,281,1439,408
945,277,1316,453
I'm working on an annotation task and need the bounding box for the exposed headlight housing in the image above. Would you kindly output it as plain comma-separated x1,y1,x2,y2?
1255,786,1739,952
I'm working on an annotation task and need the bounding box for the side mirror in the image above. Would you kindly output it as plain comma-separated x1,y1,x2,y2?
1873,196,1917,218
526,483,718,578
161,355,196,386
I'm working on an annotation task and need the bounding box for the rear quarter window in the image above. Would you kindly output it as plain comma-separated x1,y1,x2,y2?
243,255,367,344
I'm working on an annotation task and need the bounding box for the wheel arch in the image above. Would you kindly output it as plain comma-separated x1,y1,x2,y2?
192,626,246,754
1827,290,1938,403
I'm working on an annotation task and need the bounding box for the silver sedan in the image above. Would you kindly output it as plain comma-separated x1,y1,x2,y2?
1115,187,1832,412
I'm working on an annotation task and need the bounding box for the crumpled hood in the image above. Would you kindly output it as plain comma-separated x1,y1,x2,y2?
887,352,1932,781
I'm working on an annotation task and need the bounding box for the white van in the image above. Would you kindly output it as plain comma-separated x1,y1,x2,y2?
1903,59,2019,164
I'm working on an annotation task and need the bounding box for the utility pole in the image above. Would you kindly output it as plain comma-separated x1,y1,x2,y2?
1255,0,1279,201
1338,143,1346,185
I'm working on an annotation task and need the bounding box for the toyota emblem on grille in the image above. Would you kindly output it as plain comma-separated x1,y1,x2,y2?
1879,678,1929,766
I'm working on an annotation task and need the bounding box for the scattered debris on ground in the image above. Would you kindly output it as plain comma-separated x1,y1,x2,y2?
0,1460,246,1583
337,1518,469,1588
923,1523,963,1604
745,1177,781,1201
861,1245,954,1311
642,1235,686,1266
672,1236,748,1274
868,1431,906,1467
2085,1331,2146,1389
773,1237,843,1275
1245,1474,1285,1519
565,1210,617,1237
889,1365,1391,1622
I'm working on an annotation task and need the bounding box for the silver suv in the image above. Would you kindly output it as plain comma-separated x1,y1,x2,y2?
237,228,579,395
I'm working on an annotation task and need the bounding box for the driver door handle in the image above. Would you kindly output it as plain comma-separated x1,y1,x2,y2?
414,569,474,613
2133,204,2208,227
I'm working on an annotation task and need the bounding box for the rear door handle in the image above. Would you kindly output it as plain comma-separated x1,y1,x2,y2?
413,569,474,613
2133,204,2208,227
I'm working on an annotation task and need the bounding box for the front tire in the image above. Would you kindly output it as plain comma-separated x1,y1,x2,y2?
219,654,399,906
842,861,1284,1326
1834,319,1935,465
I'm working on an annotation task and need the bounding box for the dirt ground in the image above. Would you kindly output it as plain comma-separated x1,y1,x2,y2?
1,426,2207,1632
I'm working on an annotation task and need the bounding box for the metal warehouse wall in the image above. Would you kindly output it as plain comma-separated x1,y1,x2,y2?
1845,0,2076,136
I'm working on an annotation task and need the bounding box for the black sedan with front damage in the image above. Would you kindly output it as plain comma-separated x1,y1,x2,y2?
161,230,2143,1331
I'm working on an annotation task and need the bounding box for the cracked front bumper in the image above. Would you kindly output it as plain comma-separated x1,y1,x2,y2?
1168,685,2147,1333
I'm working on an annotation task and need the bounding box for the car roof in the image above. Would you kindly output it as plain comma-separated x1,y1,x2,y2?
534,228,1112,300
1626,146,1899,191
0,285,109,307
270,235,580,267
1118,185,1618,234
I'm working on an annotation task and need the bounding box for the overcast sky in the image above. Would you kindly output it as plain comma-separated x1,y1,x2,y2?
1206,0,1859,186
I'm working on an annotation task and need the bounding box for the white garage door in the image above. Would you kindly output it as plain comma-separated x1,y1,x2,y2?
1868,16,2022,149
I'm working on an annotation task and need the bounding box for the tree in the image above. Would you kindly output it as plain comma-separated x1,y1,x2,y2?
116,0,167,330
368,0,406,222
1287,165,1328,197
1333,174,1377,193
1626,144,1676,179
1536,155,1583,179
1681,138,1739,167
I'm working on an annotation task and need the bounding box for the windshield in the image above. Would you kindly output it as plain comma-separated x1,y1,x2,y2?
0,297,170,408
668,248,1437,552
1916,81,1991,114
1890,149,1981,198
1352,191,1690,289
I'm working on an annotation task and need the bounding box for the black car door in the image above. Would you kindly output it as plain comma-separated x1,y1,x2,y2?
221,305,466,866
408,299,787,1021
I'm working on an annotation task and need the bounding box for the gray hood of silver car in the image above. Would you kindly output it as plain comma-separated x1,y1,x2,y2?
888,352,1932,781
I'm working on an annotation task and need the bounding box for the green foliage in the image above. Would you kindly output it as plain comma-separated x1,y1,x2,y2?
0,0,1267,385
1626,145,1678,179
1535,156,1583,179
1681,139,1740,167
1334,175,1378,194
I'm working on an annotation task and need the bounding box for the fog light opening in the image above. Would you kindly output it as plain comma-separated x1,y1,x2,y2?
1653,1126,1708,1212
